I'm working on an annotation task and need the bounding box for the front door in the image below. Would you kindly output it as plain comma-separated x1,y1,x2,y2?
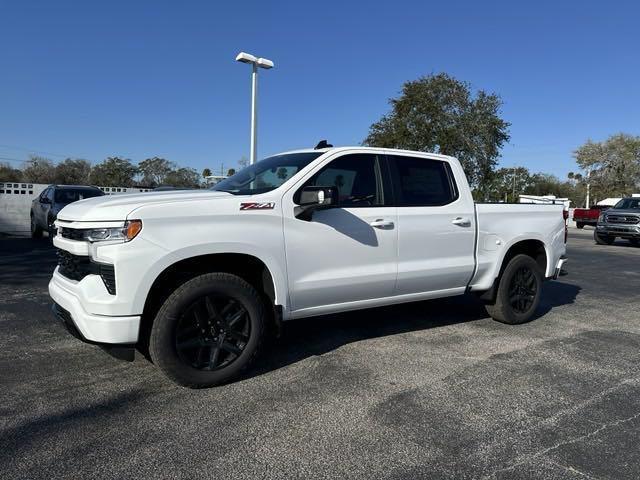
283,152,397,315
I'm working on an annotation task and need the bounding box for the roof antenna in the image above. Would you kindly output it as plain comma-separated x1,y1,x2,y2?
314,140,333,149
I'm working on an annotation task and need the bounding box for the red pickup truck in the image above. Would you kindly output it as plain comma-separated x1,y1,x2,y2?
573,205,610,228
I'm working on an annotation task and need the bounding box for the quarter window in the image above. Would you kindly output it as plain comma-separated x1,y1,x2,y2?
298,154,383,207
389,155,458,206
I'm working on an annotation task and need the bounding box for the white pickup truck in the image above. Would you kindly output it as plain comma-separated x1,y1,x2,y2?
49,146,567,387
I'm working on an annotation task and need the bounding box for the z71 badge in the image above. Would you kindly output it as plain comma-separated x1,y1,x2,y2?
239,202,275,210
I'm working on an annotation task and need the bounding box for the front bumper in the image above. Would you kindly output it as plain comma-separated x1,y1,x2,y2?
596,223,640,238
49,270,140,344
51,303,136,361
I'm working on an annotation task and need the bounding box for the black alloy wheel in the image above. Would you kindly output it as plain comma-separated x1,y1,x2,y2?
149,272,266,388
508,266,537,314
484,254,543,325
175,295,250,371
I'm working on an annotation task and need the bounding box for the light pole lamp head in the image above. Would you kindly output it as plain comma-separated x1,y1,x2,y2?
256,57,274,69
235,52,258,64
235,52,274,69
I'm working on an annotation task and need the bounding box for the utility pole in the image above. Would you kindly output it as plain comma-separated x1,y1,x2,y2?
585,167,591,208
512,167,517,202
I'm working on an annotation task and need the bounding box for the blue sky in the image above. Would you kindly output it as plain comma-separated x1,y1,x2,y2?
1,0,638,178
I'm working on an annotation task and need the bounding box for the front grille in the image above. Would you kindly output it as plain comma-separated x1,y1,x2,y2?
57,249,92,281
605,215,639,224
59,227,86,241
56,249,116,295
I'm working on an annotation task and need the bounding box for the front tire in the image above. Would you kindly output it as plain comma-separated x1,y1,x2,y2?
30,215,43,239
629,238,640,247
149,273,266,388
594,230,615,245
485,254,542,325
576,222,584,229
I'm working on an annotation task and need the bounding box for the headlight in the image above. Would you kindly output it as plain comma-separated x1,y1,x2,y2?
86,220,142,243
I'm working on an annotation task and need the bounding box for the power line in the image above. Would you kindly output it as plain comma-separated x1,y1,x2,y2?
0,156,29,164
0,143,69,158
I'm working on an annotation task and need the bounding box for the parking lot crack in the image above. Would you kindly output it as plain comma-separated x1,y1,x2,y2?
483,409,640,479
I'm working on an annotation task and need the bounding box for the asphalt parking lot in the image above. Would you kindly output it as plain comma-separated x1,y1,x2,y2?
1,227,639,479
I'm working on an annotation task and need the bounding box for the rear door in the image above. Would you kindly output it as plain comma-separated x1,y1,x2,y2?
388,154,476,295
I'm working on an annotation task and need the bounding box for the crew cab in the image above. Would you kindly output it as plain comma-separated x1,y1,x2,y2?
49,146,568,387
594,197,640,246
572,204,610,229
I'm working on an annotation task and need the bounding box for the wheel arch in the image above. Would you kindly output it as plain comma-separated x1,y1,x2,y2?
477,237,548,302
137,251,285,349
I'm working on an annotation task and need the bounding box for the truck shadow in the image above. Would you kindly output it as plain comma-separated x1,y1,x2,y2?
248,281,581,380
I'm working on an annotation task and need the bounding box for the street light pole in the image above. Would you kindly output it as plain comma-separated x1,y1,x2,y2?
585,167,591,208
250,63,258,165
236,52,274,165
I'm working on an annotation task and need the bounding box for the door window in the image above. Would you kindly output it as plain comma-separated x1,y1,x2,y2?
296,154,384,207
389,155,458,206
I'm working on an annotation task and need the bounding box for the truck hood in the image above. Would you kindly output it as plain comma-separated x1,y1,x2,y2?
57,190,233,222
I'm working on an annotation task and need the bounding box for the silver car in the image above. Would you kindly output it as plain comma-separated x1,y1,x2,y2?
30,185,104,238
594,197,640,246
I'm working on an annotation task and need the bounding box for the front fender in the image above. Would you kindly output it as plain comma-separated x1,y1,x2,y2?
131,242,289,316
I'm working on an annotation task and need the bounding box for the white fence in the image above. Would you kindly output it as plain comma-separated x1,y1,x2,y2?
0,182,152,235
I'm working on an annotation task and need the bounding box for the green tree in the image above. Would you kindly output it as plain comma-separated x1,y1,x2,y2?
22,156,56,183
54,158,91,184
486,167,533,202
138,157,175,187
364,73,510,198
202,168,212,178
90,157,137,186
276,167,288,181
238,156,249,169
0,162,23,182
164,167,201,188
574,133,640,198
227,168,236,177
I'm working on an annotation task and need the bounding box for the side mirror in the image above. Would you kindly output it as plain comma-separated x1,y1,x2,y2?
295,186,339,220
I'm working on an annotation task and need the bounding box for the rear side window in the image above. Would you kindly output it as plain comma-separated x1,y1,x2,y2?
389,155,458,206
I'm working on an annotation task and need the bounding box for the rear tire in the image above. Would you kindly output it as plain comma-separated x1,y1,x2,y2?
594,230,615,245
149,272,266,388
629,238,640,247
485,254,542,325
576,222,584,229
30,215,43,239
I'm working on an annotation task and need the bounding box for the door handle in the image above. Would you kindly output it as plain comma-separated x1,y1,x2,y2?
370,219,394,229
451,217,471,227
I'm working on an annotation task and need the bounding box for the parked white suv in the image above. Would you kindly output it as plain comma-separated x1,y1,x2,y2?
49,146,567,387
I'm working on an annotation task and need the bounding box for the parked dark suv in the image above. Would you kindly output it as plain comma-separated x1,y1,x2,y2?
30,185,104,238
594,197,640,246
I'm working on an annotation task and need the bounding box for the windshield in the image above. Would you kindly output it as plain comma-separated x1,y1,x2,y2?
210,152,323,195
613,198,640,210
55,188,103,204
